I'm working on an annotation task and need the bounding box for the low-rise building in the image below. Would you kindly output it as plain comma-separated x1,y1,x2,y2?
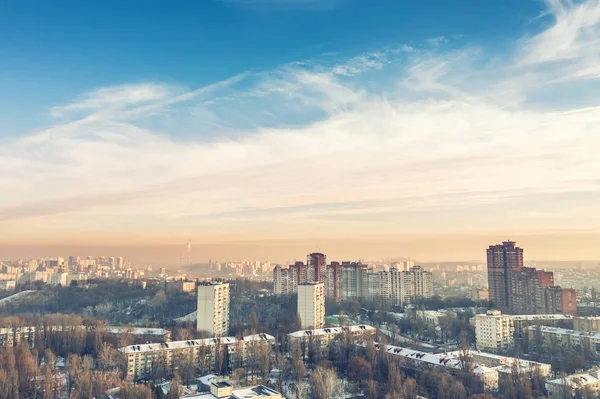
546,370,600,398
525,326,600,355
120,333,275,381
415,310,456,326
288,324,376,350
512,314,574,335
366,342,499,391
475,310,514,351
447,350,551,391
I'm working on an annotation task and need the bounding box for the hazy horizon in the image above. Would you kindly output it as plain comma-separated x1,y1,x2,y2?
3,232,600,266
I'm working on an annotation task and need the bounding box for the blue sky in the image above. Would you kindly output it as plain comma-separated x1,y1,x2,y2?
1,0,600,262
0,0,543,136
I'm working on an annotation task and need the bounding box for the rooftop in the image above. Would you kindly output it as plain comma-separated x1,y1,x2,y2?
119,333,275,354
366,342,496,375
512,314,573,321
288,324,375,338
524,326,600,339
232,385,281,399
547,371,600,387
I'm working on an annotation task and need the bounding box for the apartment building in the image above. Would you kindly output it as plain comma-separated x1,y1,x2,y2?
525,326,600,355
197,282,230,337
512,314,574,335
574,316,600,333
297,282,325,329
288,324,376,355
120,333,275,381
475,310,514,351
546,370,600,398
364,342,499,391
274,257,433,306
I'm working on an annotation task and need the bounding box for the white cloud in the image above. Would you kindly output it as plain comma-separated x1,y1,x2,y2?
2,0,600,241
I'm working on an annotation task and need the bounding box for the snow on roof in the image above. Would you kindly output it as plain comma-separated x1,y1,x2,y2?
547,371,600,387
366,342,496,376
524,326,600,340
105,326,170,336
512,314,572,321
119,334,274,354
445,350,550,371
288,325,375,338
232,385,281,399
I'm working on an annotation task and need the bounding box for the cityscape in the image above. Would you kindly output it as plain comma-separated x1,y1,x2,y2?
2,0,600,398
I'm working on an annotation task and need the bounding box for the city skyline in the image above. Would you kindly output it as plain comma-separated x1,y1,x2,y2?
2,0,600,261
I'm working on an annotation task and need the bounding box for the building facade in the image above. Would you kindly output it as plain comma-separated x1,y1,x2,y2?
574,317,600,334
297,283,325,329
475,310,514,351
487,241,524,309
197,282,230,337
120,333,274,381
274,255,433,306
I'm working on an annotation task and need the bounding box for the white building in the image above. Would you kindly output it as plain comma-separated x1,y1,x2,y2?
366,342,499,391
197,282,230,337
416,310,457,326
475,310,514,351
298,282,325,329
49,272,69,286
546,370,600,398
120,333,274,381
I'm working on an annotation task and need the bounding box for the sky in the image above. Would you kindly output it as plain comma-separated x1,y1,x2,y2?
1,0,600,264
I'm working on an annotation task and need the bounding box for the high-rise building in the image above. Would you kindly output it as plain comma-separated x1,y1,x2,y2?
487,241,524,309
537,286,577,315
475,310,514,351
297,282,325,329
116,257,124,269
307,253,326,282
197,282,230,337
409,265,433,299
510,267,540,314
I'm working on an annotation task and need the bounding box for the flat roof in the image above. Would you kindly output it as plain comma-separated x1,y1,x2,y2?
512,314,572,321
119,333,275,354
524,326,600,339
365,342,496,375
232,385,280,399
288,325,375,338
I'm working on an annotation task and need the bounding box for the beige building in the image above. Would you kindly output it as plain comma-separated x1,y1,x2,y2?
512,314,573,335
526,326,600,355
0,280,16,291
120,333,274,381
297,282,325,329
546,370,600,398
574,316,600,334
206,381,282,399
165,280,196,294
475,310,514,351
197,282,230,337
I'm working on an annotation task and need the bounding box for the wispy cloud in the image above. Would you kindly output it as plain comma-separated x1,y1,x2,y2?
2,0,600,244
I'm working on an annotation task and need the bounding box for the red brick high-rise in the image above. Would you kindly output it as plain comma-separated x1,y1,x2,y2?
487,241,524,309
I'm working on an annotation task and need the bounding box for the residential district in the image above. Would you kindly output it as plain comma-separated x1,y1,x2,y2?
1,241,600,398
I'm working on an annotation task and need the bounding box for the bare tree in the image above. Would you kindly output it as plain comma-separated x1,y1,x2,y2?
309,365,344,399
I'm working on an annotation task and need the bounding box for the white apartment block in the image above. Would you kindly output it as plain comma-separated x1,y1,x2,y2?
363,342,499,391
298,283,325,329
475,310,514,351
546,370,600,398
197,282,230,337
525,326,600,355
288,324,376,351
120,333,274,381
